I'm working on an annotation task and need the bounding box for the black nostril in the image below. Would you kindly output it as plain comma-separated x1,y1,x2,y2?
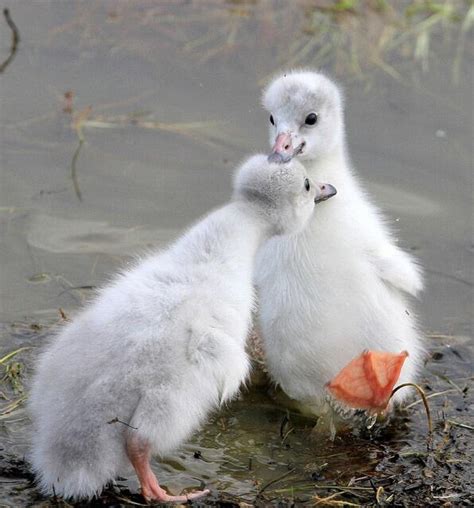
284,144,290,150
321,185,326,190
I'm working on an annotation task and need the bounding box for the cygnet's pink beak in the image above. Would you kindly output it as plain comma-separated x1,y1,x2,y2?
268,132,294,163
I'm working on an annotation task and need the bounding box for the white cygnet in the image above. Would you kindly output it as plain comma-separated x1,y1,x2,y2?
28,154,336,502
256,70,425,416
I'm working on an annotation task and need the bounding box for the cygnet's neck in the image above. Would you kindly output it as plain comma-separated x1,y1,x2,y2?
306,141,354,189
227,200,273,255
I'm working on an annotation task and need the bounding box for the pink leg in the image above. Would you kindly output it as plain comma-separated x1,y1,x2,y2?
126,435,210,503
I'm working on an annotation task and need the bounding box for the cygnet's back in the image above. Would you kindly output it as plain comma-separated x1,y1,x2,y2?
28,155,333,502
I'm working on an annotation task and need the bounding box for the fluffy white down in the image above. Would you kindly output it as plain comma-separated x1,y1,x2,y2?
28,155,319,500
256,70,425,415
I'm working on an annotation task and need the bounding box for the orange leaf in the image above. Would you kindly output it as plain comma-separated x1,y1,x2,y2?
326,350,409,413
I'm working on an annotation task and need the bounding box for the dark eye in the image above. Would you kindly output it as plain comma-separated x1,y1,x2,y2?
304,178,310,191
270,114,275,126
305,113,318,126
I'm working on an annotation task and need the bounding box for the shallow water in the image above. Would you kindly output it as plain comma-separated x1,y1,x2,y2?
0,1,473,506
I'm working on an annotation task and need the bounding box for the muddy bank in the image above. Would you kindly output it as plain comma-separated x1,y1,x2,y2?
0,322,472,506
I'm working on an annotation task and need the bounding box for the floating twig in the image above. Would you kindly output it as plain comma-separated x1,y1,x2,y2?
107,417,138,430
431,372,466,394
0,395,27,417
391,382,432,434
58,308,69,321
403,388,458,410
313,491,361,506
446,420,474,431
256,468,295,497
71,138,84,201
0,347,30,366
70,106,92,202
0,8,20,74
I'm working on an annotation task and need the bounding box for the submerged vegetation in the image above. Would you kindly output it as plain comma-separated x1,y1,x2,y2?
0,8,20,74
43,0,474,85
1,347,31,418
0,338,34,420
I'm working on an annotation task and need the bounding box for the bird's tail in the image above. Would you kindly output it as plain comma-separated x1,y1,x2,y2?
29,428,126,500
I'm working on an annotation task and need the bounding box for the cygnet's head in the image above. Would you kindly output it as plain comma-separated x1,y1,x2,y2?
262,70,344,163
233,154,337,235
